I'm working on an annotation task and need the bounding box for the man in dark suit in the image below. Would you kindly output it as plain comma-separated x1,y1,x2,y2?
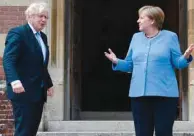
3,2,54,136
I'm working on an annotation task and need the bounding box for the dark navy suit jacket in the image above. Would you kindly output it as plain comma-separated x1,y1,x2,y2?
3,24,53,102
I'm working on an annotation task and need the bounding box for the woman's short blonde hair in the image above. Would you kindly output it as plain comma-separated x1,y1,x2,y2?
25,2,49,20
138,5,165,30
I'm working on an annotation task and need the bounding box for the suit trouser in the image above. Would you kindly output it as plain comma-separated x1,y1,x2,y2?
11,100,44,136
131,96,178,136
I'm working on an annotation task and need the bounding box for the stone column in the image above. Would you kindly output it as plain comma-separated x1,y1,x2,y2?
188,0,194,121
43,0,65,126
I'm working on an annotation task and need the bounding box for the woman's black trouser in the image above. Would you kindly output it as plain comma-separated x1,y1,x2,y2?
131,96,178,136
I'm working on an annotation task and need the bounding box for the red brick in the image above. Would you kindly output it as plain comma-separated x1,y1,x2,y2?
0,94,7,100
18,16,26,20
19,7,26,11
0,15,9,20
0,7,9,11
0,67,4,75
8,16,18,20
8,7,19,12
0,75,5,80
0,92,13,136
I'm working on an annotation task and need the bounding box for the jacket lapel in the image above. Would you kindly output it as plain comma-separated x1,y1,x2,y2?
40,32,49,65
23,24,44,63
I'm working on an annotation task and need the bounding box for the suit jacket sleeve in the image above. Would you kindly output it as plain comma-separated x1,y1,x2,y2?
3,28,22,85
43,33,53,89
46,68,53,88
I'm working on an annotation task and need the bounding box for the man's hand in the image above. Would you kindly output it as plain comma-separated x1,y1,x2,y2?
11,81,25,93
47,87,54,97
0,91,5,95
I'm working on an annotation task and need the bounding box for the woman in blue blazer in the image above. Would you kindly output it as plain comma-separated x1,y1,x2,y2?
105,5,194,136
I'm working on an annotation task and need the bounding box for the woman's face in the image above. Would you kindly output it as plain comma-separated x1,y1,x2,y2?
137,11,154,32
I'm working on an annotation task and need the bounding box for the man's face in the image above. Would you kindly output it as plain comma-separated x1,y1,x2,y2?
30,11,48,31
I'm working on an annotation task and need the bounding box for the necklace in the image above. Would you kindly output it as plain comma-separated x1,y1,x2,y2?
145,30,160,38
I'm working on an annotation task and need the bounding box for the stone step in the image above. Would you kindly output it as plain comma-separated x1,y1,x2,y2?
37,132,194,136
46,121,194,132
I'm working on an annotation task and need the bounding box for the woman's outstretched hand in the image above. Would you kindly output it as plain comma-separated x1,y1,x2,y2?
184,43,194,59
104,48,118,64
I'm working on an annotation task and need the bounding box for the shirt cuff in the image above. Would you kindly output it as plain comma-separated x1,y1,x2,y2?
187,55,193,63
11,80,21,86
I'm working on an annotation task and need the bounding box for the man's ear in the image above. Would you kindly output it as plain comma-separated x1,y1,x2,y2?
151,20,155,25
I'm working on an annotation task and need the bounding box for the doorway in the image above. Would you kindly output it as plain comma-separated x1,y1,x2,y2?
68,0,187,120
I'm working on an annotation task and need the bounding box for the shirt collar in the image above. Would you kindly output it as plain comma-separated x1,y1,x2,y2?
28,22,40,34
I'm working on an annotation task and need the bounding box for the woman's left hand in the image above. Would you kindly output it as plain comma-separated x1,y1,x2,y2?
184,44,194,59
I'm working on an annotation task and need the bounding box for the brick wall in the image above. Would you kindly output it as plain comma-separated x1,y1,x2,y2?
0,6,26,33
0,57,14,136
0,6,27,136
